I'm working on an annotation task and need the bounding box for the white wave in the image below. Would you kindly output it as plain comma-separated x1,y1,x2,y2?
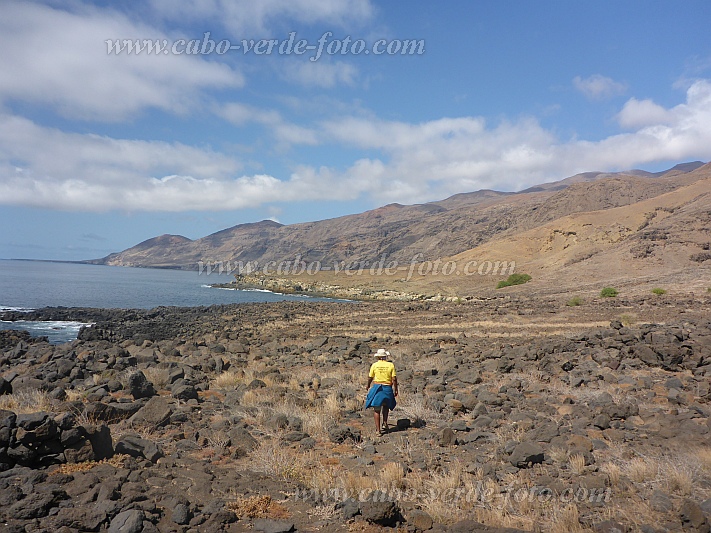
0,306,34,312
1,320,92,330
240,288,277,293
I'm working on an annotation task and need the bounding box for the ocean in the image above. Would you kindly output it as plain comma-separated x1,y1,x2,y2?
0,259,342,343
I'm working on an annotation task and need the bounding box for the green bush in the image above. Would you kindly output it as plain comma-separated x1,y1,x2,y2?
600,287,618,298
496,273,532,289
651,288,666,295
566,296,583,306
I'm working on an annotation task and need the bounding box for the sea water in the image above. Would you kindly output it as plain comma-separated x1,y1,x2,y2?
0,259,341,343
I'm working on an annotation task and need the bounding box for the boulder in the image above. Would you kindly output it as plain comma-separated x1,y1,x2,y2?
127,371,156,400
171,384,198,401
114,435,163,463
328,425,361,443
129,396,173,429
509,442,545,468
360,491,401,527
0,377,11,395
108,509,145,533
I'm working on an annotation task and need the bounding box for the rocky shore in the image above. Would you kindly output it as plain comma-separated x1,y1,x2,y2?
1,296,710,532
214,274,463,302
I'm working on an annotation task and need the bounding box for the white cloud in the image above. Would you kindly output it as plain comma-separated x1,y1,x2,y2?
316,80,711,203
220,103,319,146
0,1,243,121
2,81,711,213
573,74,627,100
617,97,680,129
148,0,374,34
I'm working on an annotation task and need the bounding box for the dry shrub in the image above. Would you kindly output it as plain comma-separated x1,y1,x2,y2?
65,389,87,402
626,456,657,484
548,446,568,465
568,453,587,476
212,370,244,389
141,367,170,389
601,462,622,488
240,390,260,407
226,495,289,519
696,447,711,472
397,393,442,426
492,422,526,446
250,440,316,484
378,462,406,490
323,393,342,419
549,504,584,533
618,313,637,327
0,389,55,414
336,470,376,496
50,454,130,475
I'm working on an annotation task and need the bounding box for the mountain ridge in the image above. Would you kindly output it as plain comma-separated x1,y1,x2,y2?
88,162,710,276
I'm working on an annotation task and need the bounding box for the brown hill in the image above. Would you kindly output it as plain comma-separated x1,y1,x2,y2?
439,163,711,296
89,163,710,289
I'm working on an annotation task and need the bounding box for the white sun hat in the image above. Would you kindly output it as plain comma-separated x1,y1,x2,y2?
373,348,390,358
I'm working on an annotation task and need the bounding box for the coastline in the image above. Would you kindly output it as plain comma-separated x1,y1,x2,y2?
211,273,465,302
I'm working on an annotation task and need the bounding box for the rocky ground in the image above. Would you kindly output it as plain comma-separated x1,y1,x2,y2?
1,292,711,532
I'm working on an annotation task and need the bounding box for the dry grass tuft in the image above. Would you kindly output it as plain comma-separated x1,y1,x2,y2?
212,370,244,389
141,367,171,389
378,462,406,490
601,461,622,488
0,389,55,414
568,453,587,476
226,495,290,519
250,440,316,484
549,504,583,533
397,393,443,426
50,454,130,475
626,456,657,484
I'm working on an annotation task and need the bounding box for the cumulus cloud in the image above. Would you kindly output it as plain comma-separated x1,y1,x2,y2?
0,1,243,121
2,80,711,212
573,74,628,100
147,0,374,34
617,97,681,129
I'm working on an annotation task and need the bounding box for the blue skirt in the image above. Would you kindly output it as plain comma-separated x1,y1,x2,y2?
365,384,396,410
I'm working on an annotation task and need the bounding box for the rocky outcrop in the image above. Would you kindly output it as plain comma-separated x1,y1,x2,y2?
0,410,113,469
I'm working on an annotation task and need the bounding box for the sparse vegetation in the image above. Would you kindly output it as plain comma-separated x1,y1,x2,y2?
600,287,618,297
0,389,55,414
651,287,666,295
496,273,531,289
619,313,637,327
566,296,583,306
226,495,289,520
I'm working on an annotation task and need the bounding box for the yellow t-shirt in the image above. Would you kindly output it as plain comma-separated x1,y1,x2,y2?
369,360,396,384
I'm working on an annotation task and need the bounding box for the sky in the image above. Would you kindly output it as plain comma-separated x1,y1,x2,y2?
1,1,711,261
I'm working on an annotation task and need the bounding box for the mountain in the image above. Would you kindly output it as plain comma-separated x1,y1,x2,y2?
442,163,711,295
89,162,711,280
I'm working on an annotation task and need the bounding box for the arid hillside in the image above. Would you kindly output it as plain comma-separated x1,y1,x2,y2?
89,162,708,277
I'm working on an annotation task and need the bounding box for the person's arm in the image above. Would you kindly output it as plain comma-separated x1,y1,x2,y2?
393,376,398,396
367,376,373,389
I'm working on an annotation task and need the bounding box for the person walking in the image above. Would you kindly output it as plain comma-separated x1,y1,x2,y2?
364,348,398,435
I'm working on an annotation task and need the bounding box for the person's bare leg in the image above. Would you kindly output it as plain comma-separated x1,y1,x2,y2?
373,410,381,434
382,406,389,431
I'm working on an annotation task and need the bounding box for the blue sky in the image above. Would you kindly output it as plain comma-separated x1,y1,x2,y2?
1,0,710,261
